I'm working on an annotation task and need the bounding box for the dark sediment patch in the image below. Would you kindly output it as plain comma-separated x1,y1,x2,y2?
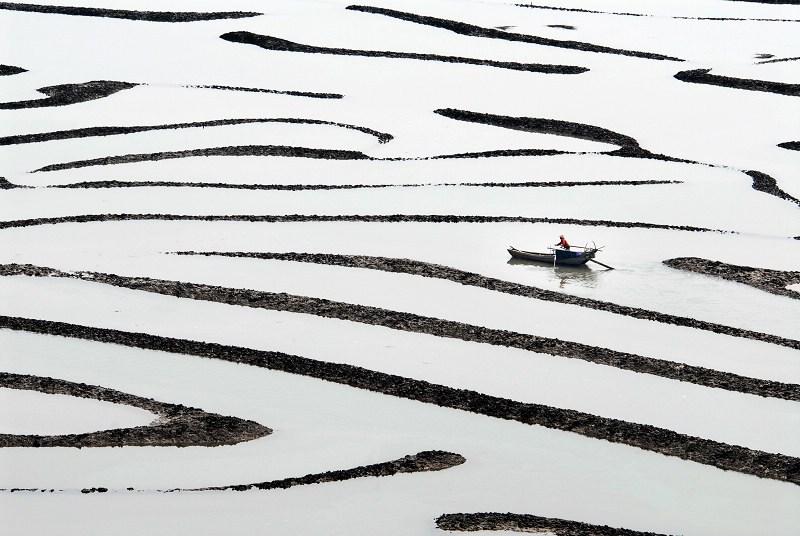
179,84,342,99
0,64,26,76
0,81,136,110
0,2,260,21
425,148,568,160
0,117,393,146
33,145,371,173
547,24,576,30
1,315,798,485
345,5,683,61
778,141,800,151
674,69,800,97
436,513,671,535
516,3,800,22
757,56,800,64
745,170,800,206
727,0,800,4
220,31,588,74
0,372,270,447
1,263,796,401
50,179,679,191
175,251,800,352
0,213,725,233
0,178,20,189
664,257,800,299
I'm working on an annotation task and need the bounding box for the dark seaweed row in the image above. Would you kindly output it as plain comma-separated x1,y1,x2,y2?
180,84,342,99
0,178,18,189
515,3,800,22
746,171,800,206
0,2,260,21
757,56,800,64
0,64,26,76
779,141,800,151
2,263,796,401
0,81,136,110
436,513,671,535
0,117,392,146
345,5,683,61
220,31,588,74
664,257,800,299
674,69,800,97
0,372,270,447
0,314,797,484
175,251,800,352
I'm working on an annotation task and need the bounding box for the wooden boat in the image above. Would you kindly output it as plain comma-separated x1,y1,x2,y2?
508,245,597,266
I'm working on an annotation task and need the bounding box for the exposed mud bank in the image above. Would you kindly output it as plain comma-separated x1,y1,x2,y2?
0,213,725,233
1,315,797,485
220,31,588,74
2,263,796,401
436,513,670,535
178,84,342,99
0,2,261,21
547,24,576,30
745,171,800,206
0,178,20,189
0,372,271,447
779,141,800,151
516,3,800,22
0,118,392,146
0,81,136,110
664,258,800,299
33,145,371,173
345,5,682,61
176,251,800,351
674,69,800,97
0,64,26,76
757,56,800,64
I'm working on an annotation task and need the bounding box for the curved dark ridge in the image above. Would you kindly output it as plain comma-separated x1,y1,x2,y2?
0,2,261,21
436,513,671,535
0,315,798,485
757,56,800,64
180,84,342,99
664,258,800,300
0,372,271,447
424,148,569,160
547,24,576,30
674,69,800,97
33,145,371,173
0,81,136,110
0,117,393,146
727,0,800,4
778,141,800,151
0,214,725,233
0,64,26,76
746,170,800,206
50,179,680,190
174,251,800,352
2,263,795,401
220,31,588,74
345,5,683,61
516,3,800,22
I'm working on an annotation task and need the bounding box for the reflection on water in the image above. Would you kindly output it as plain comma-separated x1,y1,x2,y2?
507,258,601,289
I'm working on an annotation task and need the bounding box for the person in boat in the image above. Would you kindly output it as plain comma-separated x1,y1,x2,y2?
555,235,570,250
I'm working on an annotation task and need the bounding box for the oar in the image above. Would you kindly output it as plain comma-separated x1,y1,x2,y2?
589,259,615,270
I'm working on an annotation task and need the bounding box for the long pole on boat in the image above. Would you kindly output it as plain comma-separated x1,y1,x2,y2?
589,259,615,270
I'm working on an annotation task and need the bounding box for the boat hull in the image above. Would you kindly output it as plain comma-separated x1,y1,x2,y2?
508,246,596,266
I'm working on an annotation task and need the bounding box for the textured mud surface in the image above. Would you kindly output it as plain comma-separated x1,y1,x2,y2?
0,117,392,146
436,513,671,535
0,64,26,76
0,372,271,448
0,81,136,110
516,3,800,22
746,171,800,206
1,315,798,485
665,257,800,299
346,5,683,61
674,69,800,97
0,178,20,189
779,141,800,151
2,263,797,401
178,84,342,99
176,251,800,352
220,31,589,74
0,2,261,21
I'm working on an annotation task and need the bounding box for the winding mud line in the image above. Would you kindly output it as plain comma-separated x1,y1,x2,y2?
0,214,724,233
665,258,800,300
175,251,800,352
1,263,796,401
516,3,800,22
745,170,800,206
345,5,682,61
220,31,588,74
33,145,371,173
674,69,800,97
0,118,393,146
0,64,26,76
0,372,271,447
0,2,261,21
547,24,576,30
757,56,800,64
179,84,342,99
436,513,670,535
779,141,800,151
50,179,679,191
0,315,798,485
0,81,136,110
